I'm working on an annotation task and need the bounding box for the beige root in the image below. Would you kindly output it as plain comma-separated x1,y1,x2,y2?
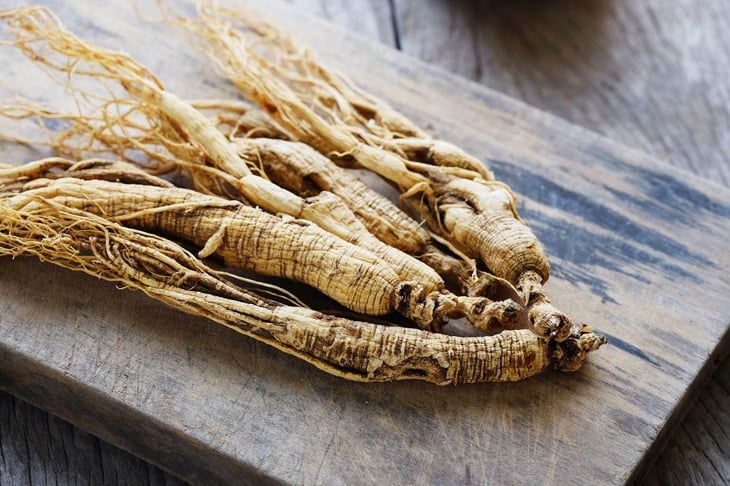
2,160,520,331
0,7,503,309
184,2,492,180
171,2,575,341
231,136,523,304
173,100,516,305
0,157,174,190
0,186,603,383
231,137,431,254
0,6,535,334
0,5,607,381
1,96,522,321
134,84,443,291
0,7,433,279
191,98,290,140
168,102,517,303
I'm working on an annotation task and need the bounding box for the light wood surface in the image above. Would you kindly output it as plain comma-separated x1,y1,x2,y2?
1,1,729,485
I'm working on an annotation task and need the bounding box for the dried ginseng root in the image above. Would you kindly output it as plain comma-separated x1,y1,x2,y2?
0,178,604,383
156,98,506,300
0,7,421,281
184,102,518,304
182,2,493,180
0,6,514,313
232,136,431,254
173,2,582,342
230,136,524,302
0,6,530,334
0,97,523,333
192,98,291,141
194,104,519,302
1,161,521,332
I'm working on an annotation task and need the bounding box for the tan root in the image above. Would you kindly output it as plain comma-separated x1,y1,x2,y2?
170,1,578,342
1,161,520,332
0,5,605,383
0,6,532,332
0,171,602,384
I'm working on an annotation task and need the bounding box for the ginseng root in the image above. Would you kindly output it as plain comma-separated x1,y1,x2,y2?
0,190,604,384
172,2,576,341
0,7,512,310
181,2,492,180
0,5,606,382
0,6,436,285
232,137,431,254
231,136,523,303
0,6,534,334
3,166,520,332
191,98,291,140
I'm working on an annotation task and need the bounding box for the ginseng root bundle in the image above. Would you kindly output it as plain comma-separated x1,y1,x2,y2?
0,5,605,384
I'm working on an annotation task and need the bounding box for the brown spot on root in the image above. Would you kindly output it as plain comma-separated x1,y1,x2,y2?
394,282,413,315
550,328,607,372
521,347,538,370
260,97,278,116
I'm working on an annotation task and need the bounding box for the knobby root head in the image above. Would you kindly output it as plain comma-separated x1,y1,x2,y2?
549,326,607,372
528,302,573,342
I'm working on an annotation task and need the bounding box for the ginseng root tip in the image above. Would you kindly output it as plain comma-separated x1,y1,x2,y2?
529,303,573,342
550,327,607,372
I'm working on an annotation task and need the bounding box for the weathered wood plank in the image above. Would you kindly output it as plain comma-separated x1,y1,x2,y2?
5,1,729,484
643,357,730,485
1,1,730,485
257,4,730,483
393,0,730,186
0,390,187,486
283,0,395,46
389,3,730,483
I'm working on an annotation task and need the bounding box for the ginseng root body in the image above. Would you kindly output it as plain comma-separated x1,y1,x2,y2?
172,2,577,342
0,5,606,383
7,175,519,331
0,186,605,384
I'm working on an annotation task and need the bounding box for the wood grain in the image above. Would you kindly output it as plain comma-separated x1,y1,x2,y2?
393,0,730,186
285,0,395,45
2,0,728,482
293,2,730,483
0,390,186,486
643,357,730,485
387,2,730,484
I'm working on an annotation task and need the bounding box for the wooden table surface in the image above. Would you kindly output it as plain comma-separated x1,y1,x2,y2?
2,1,729,484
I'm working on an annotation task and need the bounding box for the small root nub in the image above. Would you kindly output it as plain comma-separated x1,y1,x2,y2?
550,326,607,372
460,297,522,334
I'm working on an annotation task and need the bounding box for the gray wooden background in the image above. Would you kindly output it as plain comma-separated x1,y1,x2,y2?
1,1,729,484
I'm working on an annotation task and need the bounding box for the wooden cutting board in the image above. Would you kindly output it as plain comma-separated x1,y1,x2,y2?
1,1,729,484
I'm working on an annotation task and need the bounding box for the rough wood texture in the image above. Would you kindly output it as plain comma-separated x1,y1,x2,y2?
1,1,730,485
285,0,395,45
393,0,730,185
289,2,730,484
0,391,186,486
644,357,730,485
